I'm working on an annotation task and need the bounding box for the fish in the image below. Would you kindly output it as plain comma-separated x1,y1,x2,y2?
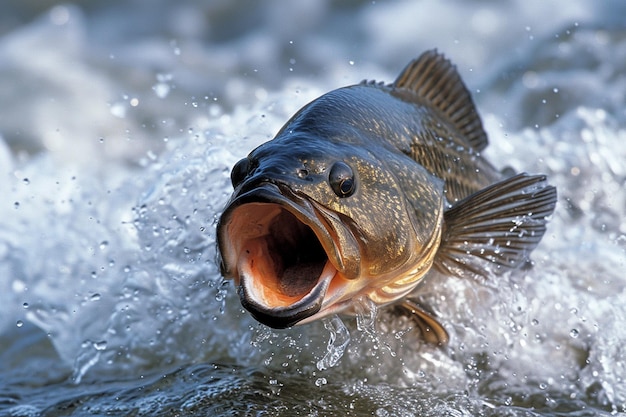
216,49,557,344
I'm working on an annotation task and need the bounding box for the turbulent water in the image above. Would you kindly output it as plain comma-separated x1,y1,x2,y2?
1,1,626,416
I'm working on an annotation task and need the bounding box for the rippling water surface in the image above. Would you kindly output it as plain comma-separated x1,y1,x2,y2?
1,1,626,416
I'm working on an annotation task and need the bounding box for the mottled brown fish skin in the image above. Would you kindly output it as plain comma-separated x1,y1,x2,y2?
216,50,557,336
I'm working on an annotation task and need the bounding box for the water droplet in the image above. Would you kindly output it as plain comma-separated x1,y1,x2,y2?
110,102,126,118
22,302,29,309
91,293,101,301
375,408,390,417
153,83,170,98
93,340,107,351
317,315,350,371
16,320,23,328
315,377,327,387
22,178,30,185
570,329,579,338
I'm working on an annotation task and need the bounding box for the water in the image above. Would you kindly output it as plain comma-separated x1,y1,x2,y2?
1,1,626,415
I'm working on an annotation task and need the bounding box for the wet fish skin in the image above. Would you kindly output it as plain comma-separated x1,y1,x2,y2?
216,50,557,338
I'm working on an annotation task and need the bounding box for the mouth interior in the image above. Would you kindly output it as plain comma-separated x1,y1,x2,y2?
231,203,329,307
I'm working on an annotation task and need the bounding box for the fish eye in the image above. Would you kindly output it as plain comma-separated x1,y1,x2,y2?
329,161,355,197
231,157,250,187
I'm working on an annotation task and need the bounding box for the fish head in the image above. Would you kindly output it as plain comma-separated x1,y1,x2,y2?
217,132,443,328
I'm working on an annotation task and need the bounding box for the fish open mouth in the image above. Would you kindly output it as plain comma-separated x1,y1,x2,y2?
217,184,339,328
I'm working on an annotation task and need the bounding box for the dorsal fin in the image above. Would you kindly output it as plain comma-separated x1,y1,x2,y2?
393,49,488,152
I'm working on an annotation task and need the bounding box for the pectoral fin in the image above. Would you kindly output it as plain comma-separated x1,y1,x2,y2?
436,173,557,276
398,300,449,345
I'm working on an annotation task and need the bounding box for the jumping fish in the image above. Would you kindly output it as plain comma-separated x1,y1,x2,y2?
216,50,557,344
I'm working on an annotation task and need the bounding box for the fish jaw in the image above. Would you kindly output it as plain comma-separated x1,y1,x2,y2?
238,257,336,328
216,183,357,329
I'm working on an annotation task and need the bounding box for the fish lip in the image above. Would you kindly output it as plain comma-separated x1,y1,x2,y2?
238,270,332,329
217,182,341,328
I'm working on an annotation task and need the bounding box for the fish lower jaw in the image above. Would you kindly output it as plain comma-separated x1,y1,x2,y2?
237,259,337,329
295,277,384,325
295,299,355,325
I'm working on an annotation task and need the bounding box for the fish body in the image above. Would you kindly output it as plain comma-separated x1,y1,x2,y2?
216,50,556,341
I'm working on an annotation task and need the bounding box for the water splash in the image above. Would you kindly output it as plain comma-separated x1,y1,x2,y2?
316,315,350,371
355,296,378,334
72,340,107,383
354,296,396,357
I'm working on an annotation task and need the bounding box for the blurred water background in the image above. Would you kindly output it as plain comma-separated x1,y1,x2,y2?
1,1,626,416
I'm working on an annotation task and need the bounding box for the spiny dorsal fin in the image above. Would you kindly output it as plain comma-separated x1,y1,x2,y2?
435,173,557,277
393,49,488,152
